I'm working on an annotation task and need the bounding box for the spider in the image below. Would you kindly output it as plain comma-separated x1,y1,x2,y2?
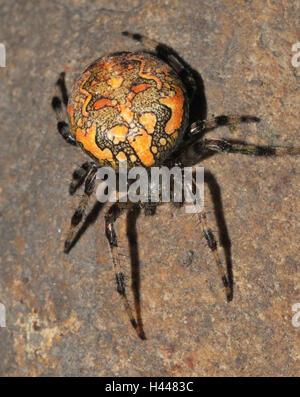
52,32,299,339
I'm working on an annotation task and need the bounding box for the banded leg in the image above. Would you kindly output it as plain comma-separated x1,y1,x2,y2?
69,161,93,195
105,202,145,339
64,164,97,253
199,138,300,156
51,72,76,145
122,31,197,99
190,115,260,135
176,116,261,162
199,210,232,301
190,175,232,301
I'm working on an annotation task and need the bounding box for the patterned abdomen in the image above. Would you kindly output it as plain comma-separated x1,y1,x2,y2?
67,52,189,169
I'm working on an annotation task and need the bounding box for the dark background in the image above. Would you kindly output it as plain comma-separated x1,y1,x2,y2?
0,0,299,376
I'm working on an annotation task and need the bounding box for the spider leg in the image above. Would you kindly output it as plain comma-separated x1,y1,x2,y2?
51,72,76,146
187,176,232,301
64,164,97,253
165,169,232,300
69,161,94,195
199,138,300,156
105,202,145,339
189,115,260,135
189,116,299,156
122,31,197,99
199,210,232,301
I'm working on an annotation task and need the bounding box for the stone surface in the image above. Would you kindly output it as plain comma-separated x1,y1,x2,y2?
0,0,299,376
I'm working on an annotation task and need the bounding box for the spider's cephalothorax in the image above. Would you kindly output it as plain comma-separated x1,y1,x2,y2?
52,32,300,340
67,52,189,169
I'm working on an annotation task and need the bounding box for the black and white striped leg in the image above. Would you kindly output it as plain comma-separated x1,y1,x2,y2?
190,176,232,301
69,161,93,195
189,115,260,135
51,72,76,146
105,202,145,339
197,138,300,156
64,164,97,253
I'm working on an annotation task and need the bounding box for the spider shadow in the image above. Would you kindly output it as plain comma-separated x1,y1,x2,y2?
126,205,146,339
204,170,233,301
66,200,105,252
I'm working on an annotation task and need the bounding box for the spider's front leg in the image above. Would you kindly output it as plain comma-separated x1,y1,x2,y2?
105,201,146,340
51,72,77,146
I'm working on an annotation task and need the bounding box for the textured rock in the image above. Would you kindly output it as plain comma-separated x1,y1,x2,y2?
0,0,299,376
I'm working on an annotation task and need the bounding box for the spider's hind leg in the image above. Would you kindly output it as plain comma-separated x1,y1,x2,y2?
189,176,232,301
51,72,76,146
105,202,146,340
